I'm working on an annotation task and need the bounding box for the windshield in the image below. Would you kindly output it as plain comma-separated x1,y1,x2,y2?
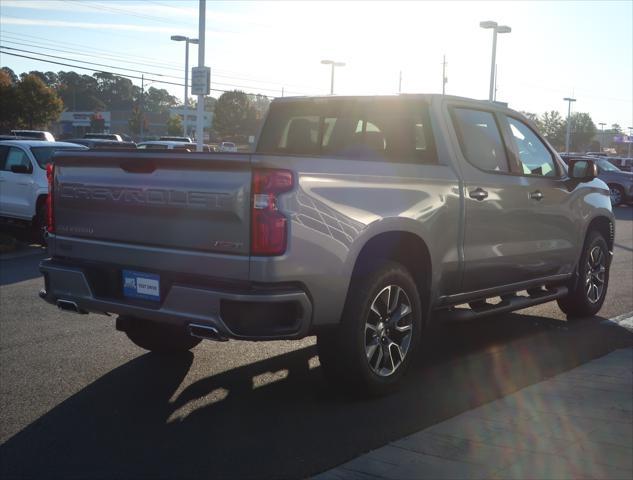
30,146,86,168
597,158,621,172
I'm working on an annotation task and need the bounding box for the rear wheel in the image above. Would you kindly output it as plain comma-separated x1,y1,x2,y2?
118,316,201,353
32,202,47,245
317,261,422,396
557,230,610,318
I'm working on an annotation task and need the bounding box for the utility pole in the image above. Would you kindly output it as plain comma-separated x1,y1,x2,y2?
398,70,402,94
599,122,606,152
563,97,576,153
140,74,144,140
441,55,447,95
195,0,206,152
628,127,632,159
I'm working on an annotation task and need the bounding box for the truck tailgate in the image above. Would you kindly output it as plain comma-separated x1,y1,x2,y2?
53,151,251,255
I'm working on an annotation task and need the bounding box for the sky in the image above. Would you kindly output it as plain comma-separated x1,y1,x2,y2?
1,0,631,129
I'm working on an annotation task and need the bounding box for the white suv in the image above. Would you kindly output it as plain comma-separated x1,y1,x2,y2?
0,140,87,237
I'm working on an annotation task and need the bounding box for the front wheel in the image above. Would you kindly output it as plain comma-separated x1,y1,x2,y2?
317,261,422,396
557,230,610,318
118,316,201,353
608,185,624,207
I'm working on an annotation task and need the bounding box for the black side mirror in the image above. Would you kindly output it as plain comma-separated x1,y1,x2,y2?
10,164,31,174
568,159,598,181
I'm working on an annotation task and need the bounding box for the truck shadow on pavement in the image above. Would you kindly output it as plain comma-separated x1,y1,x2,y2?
1,313,631,479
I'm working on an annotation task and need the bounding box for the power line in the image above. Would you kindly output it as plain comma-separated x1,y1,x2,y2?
59,0,192,27
0,45,183,80
1,30,182,70
1,31,323,92
0,49,313,97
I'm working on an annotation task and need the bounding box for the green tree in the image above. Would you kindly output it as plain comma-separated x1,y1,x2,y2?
15,74,64,129
609,123,622,134
1,67,18,84
166,115,183,136
521,111,542,130
0,70,19,131
566,112,597,151
57,71,103,111
213,90,252,138
144,87,179,114
539,110,565,149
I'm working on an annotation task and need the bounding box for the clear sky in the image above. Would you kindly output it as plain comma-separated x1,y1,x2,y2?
1,0,631,129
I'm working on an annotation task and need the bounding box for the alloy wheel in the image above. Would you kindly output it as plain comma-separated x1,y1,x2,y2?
609,187,622,206
365,285,413,377
585,245,606,304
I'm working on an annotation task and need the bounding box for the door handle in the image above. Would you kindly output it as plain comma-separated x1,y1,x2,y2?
530,190,544,201
469,188,488,201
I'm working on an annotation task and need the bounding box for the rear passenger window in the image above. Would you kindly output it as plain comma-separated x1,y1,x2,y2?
452,108,509,172
508,118,558,177
257,99,437,164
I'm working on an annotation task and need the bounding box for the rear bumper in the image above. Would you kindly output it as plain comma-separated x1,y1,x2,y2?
39,259,313,340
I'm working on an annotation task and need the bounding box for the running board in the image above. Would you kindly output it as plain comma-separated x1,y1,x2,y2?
434,286,568,323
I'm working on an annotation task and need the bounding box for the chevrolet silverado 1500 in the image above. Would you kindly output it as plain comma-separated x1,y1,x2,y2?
40,95,614,394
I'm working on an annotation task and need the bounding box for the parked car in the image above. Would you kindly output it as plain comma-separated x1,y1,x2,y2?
40,94,614,395
159,136,193,143
606,157,633,172
218,141,237,152
138,141,215,152
11,130,55,141
67,138,137,150
83,133,123,142
0,140,87,238
560,154,633,205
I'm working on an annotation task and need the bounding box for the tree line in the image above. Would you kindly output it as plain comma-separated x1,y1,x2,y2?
521,110,621,152
0,66,270,140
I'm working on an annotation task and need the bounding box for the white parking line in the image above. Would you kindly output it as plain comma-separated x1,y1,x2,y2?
603,311,633,332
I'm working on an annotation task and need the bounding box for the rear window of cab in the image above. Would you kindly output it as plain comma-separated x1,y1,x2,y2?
257,98,437,164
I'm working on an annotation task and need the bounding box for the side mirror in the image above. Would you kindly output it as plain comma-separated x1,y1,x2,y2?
10,164,31,174
568,159,598,181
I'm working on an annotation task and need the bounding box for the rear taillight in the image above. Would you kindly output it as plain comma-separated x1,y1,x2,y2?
251,169,294,256
46,163,55,233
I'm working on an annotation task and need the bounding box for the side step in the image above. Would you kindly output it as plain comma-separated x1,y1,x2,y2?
434,286,568,323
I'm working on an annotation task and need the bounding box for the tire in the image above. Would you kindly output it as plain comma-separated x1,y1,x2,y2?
557,230,610,318
32,202,47,245
317,260,423,396
118,316,201,353
608,185,624,207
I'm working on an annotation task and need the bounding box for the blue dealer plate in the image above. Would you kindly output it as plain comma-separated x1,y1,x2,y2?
122,270,161,302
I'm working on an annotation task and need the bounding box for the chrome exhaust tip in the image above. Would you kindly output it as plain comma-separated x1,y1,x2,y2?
188,323,228,342
56,299,88,314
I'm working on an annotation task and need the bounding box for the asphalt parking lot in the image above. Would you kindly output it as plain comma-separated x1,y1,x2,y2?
0,207,631,479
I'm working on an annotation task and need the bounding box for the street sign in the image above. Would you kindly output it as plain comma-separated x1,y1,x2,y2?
191,66,210,96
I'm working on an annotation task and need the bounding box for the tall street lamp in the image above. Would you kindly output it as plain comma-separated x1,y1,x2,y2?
480,21,511,101
599,122,606,151
171,35,198,138
563,97,576,153
628,127,632,159
321,59,345,95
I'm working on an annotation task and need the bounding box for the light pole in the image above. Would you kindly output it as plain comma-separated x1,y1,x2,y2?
480,21,511,101
599,122,606,152
628,127,632,158
563,97,576,153
321,59,345,95
171,35,198,138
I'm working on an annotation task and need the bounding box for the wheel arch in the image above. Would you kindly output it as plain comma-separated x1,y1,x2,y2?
348,230,433,314
585,215,614,252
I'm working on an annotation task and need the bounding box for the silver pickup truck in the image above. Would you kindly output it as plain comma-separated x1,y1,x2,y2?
40,95,614,394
